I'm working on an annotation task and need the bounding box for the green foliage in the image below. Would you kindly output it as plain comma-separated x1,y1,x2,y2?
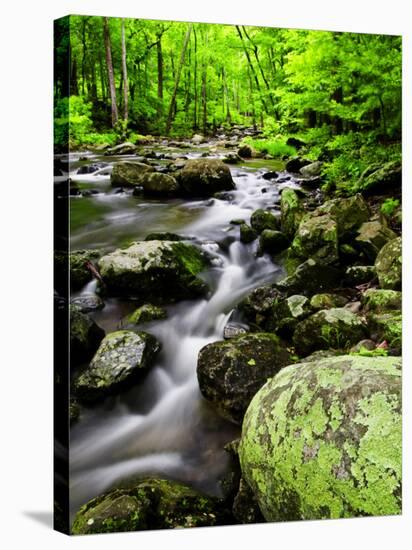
381,198,400,217
243,136,296,158
351,346,388,357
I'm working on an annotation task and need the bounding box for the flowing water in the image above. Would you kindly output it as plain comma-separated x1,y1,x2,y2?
68,146,295,519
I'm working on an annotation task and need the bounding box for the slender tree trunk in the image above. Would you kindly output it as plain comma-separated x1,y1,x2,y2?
222,67,231,123
248,67,256,130
81,19,87,96
165,24,193,134
70,57,79,95
236,25,268,115
103,16,118,127
202,61,207,134
193,27,198,130
156,34,164,116
121,19,129,121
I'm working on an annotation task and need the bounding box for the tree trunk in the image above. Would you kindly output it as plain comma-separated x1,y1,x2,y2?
193,27,198,130
70,56,79,96
222,67,231,123
156,34,163,116
165,24,193,135
103,17,118,127
121,19,129,121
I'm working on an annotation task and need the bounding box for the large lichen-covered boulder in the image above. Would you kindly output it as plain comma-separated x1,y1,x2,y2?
73,330,160,401
293,308,367,356
290,214,338,265
111,161,155,187
357,160,402,195
280,188,304,239
250,209,280,234
375,237,402,290
71,478,231,534
276,259,342,296
197,333,292,424
239,355,402,521
135,172,180,196
316,194,370,238
70,305,105,367
98,240,209,300
361,289,402,313
177,158,235,196
355,221,397,261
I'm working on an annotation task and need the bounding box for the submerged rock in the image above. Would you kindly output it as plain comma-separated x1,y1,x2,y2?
293,307,367,355
70,305,105,366
98,240,209,301
72,478,231,534
111,161,155,187
375,237,402,290
177,159,235,197
239,355,402,520
197,333,292,424
74,330,160,401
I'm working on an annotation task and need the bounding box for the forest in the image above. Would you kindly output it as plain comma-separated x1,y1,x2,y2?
54,16,401,191
54,15,402,535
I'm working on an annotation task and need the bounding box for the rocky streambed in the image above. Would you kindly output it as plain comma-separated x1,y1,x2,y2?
55,132,402,532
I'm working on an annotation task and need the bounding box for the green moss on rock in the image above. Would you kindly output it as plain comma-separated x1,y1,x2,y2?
310,293,348,311
375,237,402,290
127,304,167,325
290,214,338,265
250,209,280,234
280,188,305,239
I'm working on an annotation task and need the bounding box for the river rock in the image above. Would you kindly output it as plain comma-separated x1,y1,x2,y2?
197,333,292,424
223,153,242,164
276,259,342,296
344,265,376,286
98,240,209,301
239,355,402,520
316,194,370,238
191,133,207,145
238,286,282,329
300,160,323,177
126,304,167,324
144,232,185,241
223,322,248,340
375,237,402,290
250,209,280,233
358,160,402,195
361,289,402,313
74,330,160,401
72,478,231,534
177,159,235,197
111,161,155,187
240,223,258,244
280,188,304,239
293,308,367,355
355,221,397,261
268,294,312,334
134,172,180,196
285,157,310,173
70,305,105,366
310,293,347,310
237,144,253,158
105,142,137,156
290,214,338,265
70,294,105,313
258,230,289,255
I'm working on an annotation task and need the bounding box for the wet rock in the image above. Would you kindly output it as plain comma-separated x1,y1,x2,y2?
223,322,248,340
70,294,105,313
239,355,402,520
258,230,289,255
98,240,209,301
375,237,402,290
105,142,138,155
77,162,108,174
276,259,342,296
293,308,367,355
268,294,312,335
310,293,347,310
300,160,323,177
144,232,186,241
126,304,167,325
177,159,235,197
240,223,258,244
250,209,280,234
344,265,376,286
285,157,310,173
230,218,245,225
197,333,292,424
355,221,397,261
74,330,160,401
290,214,339,265
223,153,242,164
261,171,278,180
361,289,402,313
316,194,370,238
233,478,264,524
237,144,253,158
238,285,283,329
111,161,155,187
70,305,105,366
357,161,402,195
72,478,231,534
280,188,304,239
134,172,180,196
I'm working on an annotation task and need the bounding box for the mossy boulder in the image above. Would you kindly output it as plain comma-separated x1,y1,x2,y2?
276,259,342,296
105,142,137,156
361,289,402,313
355,221,397,261
285,157,310,173
71,478,230,534
240,223,258,244
197,333,292,424
268,295,312,334
71,294,104,313
375,237,402,290
293,308,367,356
177,159,235,197
111,161,155,187
136,172,180,196
237,286,283,330
73,330,160,402
367,312,402,354
126,304,167,325
290,214,338,265
300,160,323,177
344,265,376,286
316,194,370,238
238,144,253,158
144,232,185,241
258,230,289,255
70,305,105,366
280,188,304,239
250,209,280,234
357,161,402,195
239,355,402,521
98,240,209,301
310,293,347,311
